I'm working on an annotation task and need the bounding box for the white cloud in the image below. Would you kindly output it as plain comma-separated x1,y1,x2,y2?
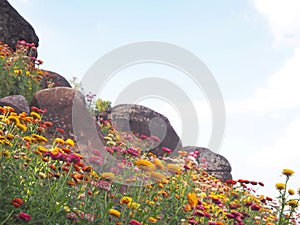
244,116,300,197
228,46,300,116
253,0,300,46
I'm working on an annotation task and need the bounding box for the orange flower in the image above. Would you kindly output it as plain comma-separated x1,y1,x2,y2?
187,192,198,207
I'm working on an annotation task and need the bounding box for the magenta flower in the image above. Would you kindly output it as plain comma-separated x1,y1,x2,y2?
162,147,172,154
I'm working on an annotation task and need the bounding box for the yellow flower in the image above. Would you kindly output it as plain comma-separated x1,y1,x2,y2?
39,172,47,179
150,171,167,183
16,123,27,132
135,159,155,171
288,199,298,208
187,192,198,207
282,169,294,177
153,159,164,170
7,115,20,124
30,111,41,119
109,209,121,218
54,138,64,145
38,145,48,153
0,149,10,158
101,172,115,180
148,216,157,223
127,201,140,210
65,139,75,147
167,164,181,174
120,196,133,204
275,183,286,191
288,189,295,195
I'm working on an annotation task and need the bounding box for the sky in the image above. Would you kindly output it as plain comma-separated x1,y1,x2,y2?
8,0,300,198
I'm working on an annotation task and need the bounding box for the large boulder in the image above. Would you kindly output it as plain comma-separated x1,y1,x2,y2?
40,70,72,89
0,0,39,51
31,87,88,140
182,146,232,182
0,95,29,114
110,104,182,156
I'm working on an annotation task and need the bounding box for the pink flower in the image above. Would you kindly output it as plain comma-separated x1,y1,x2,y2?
161,147,172,154
17,212,31,222
127,147,139,156
129,219,141,225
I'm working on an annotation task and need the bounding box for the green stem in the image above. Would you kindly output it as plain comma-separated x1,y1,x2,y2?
1,210,14,225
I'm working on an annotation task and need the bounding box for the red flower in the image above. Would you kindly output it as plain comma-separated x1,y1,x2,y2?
12,198,24,208
251,204,261,211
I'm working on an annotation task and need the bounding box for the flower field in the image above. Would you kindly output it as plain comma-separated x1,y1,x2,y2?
0,41,300,225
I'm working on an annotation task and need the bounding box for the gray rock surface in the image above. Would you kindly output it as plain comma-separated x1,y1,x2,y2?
110,104,182,156
0,95,29,114
40,70,71,89
182,146,232,182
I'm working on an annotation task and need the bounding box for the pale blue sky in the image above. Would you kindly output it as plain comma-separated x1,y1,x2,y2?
9,0,300,198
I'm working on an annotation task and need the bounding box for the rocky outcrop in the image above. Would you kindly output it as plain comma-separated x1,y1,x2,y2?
0,95,30,114
40,70,71,89
0,0,39,51
110,104,182,156
182,146,232,182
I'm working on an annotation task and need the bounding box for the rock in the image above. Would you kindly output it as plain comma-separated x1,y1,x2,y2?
0,0,39,52
0,95,29,114
110,104,182,156
31,87,108,172
40,70,71,89
182,146,232,182
31,87,87,139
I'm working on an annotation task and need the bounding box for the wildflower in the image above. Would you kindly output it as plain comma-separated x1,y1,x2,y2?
187,192,198,207
16,123,27,132
250,204,261,211
288,189,295,195
148,216,157,223
101,172,115,180
282,168,294,177
12,198,24,208
150,171,167,182
17,212,31,222
275,183,286,191
129,220,141,225
109,209,121,218
127,147,139,156
135,159,155,171
120,196,133,204
7,115,20,124
162,147,172,154
54,138,64,145
39,172,47,179
128,201,140,210
153,159,164,170
65,138,75,147
167,164,181,174
288,199,298,208
30,111,41,119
